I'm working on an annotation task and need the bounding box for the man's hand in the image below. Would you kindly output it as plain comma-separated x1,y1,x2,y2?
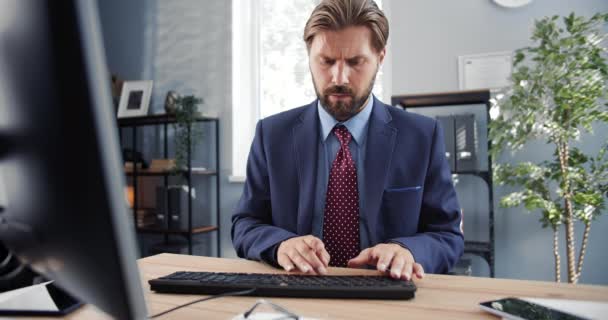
347,243,424,280
277,235,330,275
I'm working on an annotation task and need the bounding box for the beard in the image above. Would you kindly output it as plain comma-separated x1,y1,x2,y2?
313,70,377,122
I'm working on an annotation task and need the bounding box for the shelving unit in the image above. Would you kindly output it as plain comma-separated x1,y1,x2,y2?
118,114,220,257
392,89,495,277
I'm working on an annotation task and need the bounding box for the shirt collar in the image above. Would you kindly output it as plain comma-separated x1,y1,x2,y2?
317,94,374,145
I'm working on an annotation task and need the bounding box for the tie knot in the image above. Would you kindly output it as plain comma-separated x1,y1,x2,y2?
333,125,351,146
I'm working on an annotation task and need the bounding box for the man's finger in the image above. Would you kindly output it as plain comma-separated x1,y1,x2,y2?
401,262,414,281
347,248,372,268
376,249,395,273
413,263,425,279
388,255,405,279
277,252,295,272
304,236,325,252
304,237,330,267
321,250,331,267
295,242,327,274
288,250,314,273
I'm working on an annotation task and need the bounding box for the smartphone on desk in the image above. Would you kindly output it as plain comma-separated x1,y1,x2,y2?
0,282,82,317
479,297,591,320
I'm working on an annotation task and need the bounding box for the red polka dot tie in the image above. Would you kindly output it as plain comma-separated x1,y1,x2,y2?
322,125,360,267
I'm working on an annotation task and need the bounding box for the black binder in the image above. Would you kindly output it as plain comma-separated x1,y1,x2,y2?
167,187,183,230
167,186,196,230
155,186,168,228
454,114,478,172
436,116,455,172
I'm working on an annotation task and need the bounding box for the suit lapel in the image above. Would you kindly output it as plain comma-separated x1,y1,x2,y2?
364,99,397,243
292,101,319,235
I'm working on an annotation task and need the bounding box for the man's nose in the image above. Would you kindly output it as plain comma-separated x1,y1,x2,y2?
330,61,349,86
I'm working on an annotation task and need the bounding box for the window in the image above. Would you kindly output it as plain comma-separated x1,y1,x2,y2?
232,0,391,181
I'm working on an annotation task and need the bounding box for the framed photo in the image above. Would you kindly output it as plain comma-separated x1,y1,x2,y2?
117,80,153,118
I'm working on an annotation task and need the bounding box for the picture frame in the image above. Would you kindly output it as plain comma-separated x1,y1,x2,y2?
117,80,153,118
458,51,512,92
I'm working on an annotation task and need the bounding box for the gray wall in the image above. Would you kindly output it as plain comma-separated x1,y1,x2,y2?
390,0,608,284
98,0,608,284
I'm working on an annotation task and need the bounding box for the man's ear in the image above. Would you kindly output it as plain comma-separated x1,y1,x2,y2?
377,47,387,66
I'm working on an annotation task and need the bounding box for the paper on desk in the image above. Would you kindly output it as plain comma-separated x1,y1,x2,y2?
521,297,608,319
232,312,320,320
0,281,59,312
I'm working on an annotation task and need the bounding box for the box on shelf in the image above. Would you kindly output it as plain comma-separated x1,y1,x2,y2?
132,208,156,228
149,159,176,171
124,161,144,170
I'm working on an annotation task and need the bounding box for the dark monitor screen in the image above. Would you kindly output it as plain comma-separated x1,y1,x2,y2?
0,1,147,319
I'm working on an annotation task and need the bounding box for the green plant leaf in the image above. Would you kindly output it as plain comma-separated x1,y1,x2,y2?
171,94,205,174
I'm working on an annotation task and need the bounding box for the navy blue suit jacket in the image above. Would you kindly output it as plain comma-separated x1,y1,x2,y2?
231,98,464,274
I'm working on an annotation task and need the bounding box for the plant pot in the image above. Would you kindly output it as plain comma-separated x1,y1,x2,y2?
164,90,180,114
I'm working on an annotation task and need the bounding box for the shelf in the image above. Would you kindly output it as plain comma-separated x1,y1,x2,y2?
125,167,217,176
452,170,489,175
393,90,495,277
117,114,218,127
120,111,222,257
137,225,218,235
392,90,491,108
452,170,491,183
464,241,492,254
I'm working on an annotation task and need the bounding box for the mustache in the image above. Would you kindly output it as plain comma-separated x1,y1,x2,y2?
323,85,354,96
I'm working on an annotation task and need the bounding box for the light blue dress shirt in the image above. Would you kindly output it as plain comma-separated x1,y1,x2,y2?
313,95,374,250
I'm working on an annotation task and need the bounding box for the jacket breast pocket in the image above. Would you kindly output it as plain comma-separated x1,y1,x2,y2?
380,187,423,238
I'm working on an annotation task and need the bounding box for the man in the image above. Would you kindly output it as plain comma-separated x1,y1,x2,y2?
232,0,463,280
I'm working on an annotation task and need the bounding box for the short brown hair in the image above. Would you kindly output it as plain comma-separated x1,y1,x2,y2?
303,0,389,52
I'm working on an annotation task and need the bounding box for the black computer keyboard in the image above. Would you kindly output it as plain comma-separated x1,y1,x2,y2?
149,271,416,300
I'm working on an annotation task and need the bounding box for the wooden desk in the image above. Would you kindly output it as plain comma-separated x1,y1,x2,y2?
29,254,608,319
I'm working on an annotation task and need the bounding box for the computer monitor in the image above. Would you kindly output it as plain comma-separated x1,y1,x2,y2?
0,1,147,319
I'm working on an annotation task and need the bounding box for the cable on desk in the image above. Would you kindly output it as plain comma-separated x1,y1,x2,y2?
147,288,256,319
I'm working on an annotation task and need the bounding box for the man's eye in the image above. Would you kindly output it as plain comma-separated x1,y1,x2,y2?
347,58,361,66
321,59,335,65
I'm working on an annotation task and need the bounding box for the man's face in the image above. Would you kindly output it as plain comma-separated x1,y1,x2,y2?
309,26,385,121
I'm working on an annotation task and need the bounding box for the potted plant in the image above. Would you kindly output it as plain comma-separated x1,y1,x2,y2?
172,95,204,173
489,12,608,283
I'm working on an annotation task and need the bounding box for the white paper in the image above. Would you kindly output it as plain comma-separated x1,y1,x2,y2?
0,281,59,312
232,312,319,320
521,297,608,319
458,51,512,91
